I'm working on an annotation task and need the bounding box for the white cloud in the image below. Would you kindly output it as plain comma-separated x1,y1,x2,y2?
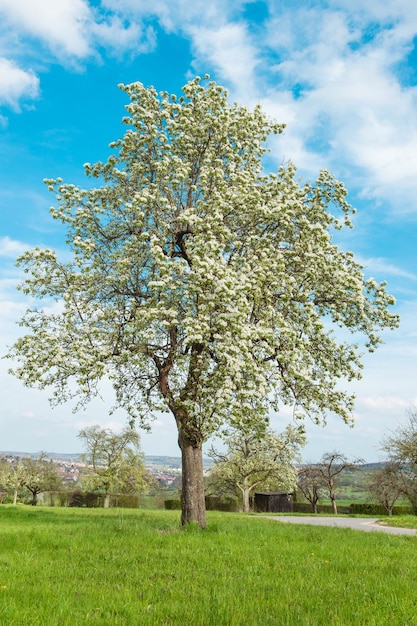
0,0,160,62
0,0,93,58
0,58,40,110
258,5,417,213
359,257,417,280
188,22,259,96
91,17,156,55
0,236,28,258
360,395,411,411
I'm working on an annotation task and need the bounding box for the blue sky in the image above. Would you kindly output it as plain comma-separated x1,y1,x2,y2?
0,0,416,461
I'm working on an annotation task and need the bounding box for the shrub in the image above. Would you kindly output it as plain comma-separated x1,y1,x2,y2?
164,499,181,510
205,496,239,512
293,503,336,514
110,494,140,508
349,503,412,516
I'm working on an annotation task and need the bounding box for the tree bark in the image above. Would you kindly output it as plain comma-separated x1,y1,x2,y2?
103,492,111,509
179,431,206,528
331,495,338,514
242,487,250,513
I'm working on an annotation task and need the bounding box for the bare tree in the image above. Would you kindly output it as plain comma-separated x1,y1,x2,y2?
382,409,417,513
297,464,326,513
317,451,363,514
366,462,404,516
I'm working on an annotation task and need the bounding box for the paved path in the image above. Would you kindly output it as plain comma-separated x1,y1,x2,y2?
263,515,417,536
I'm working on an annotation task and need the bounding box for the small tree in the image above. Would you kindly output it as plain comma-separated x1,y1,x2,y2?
317,451,363,514
382,410,417,513
7,460,27,505
78,425,147,508
366,462,404,516
20,454,63,505
297,464,326,513
0,458,23,505
7,76,398,527
208,426,305,512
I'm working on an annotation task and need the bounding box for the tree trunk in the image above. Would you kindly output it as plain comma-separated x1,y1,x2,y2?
103,492,111,509
331,495,338,514
179,431,206,528
313,502,318,514
242,487,250,513
13,488,18,506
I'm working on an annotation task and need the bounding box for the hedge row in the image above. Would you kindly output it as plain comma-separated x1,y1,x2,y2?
45,491,140,508
293,502,413,516
164,496,239,512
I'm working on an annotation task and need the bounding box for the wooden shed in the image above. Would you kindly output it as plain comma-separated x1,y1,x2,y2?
254,491,294,513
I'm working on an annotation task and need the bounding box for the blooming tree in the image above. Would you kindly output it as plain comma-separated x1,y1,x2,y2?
0,458,27,505
7,76,398,527
19,454,62,505
208,426,305,512
78,425,147,508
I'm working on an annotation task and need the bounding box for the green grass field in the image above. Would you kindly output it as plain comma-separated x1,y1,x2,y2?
1,506,416,625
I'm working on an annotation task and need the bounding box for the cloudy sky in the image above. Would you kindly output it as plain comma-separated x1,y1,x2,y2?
0,0,416,461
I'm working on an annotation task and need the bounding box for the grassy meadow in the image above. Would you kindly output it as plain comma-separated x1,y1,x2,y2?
1,506,417,625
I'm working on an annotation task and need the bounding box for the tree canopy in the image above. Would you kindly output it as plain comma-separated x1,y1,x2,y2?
208,426,304,512
78,425,147,508
7,76,398,527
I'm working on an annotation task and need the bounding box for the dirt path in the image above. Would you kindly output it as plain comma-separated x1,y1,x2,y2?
262,515,417,535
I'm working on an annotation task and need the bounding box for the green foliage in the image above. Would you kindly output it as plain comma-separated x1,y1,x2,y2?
378,515,417,529
78,425,149,505
1,507,417,625
349,503,412,516
68,491,101,507
111,494,140,508
205,496,240,512
292,502,412,515
164,499,181,510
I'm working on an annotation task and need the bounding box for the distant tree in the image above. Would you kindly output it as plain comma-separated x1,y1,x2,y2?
297,464,327,513
6,76,398,528
382,410,417,513
317,451,363,514
20,454,63,505
78,425,148,507
207,426,305,512
366,462,404,516
0,458,27,505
